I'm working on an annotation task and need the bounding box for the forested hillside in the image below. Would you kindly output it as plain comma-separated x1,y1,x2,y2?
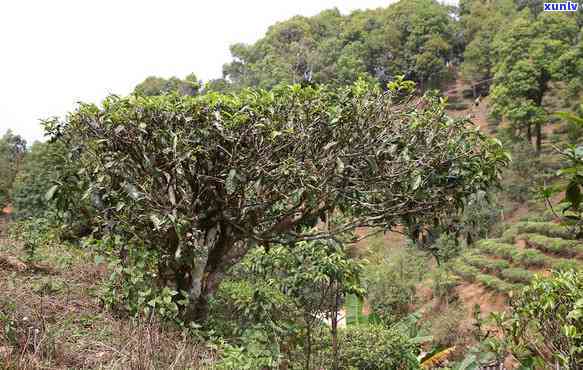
1,0,583,369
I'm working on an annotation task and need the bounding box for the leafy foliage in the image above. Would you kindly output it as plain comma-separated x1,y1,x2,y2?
501,221,576,242
49,79,507,323
365,245,428,326
10,138,94,241
520,233,583,258
477,239,546,267
542,110,583,237
337,324,420,369
460,0,516,92
463,254,510,274
134,73,201,96
101,244,186,322
232,239,364,369
223,0,459,90
0,130,26,208
489,10,580,152
500,270,583,369
499,267,533,284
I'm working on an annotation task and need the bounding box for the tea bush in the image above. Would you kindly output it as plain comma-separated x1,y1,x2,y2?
337,324,420,369
503,270,583,369
500,267,534,284
520,233,583,258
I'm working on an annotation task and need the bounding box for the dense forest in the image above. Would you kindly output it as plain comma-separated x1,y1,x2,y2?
1,0,583,369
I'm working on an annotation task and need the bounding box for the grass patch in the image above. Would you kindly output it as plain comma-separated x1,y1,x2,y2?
0,227,216,369
500,268,534,284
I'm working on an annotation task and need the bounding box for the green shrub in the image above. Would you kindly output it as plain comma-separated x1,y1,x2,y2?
500,268,534,284
498,236,583,272
476,240,546,267
520,233,583,258
431,267,460,303
365,247,427,326
503,270,583,368
501,142,543,203
464,254,510,273
52,78,507,325
337,324,420,369
209,279,293,337
517,250,547,267
475,240,519,261
450,260,480,282
216,327,284,370
0,130,26,209
566,120,583,144
552,259,582,272
500,228,519,243
426,303,466,347
504,222,576,241
474,273,518,293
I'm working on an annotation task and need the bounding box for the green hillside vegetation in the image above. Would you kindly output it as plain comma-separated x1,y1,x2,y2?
501,221,579,242
520,233,583,258
448,221,583,301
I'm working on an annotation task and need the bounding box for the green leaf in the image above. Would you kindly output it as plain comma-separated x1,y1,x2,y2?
412,174,422,190
45,185,58,201
565,181,582,211
345,295,368,326
555,111,583,127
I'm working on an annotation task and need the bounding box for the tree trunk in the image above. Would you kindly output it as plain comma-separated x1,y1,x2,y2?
190,267,225,323
182,224,249,323
160,222,251,324
526,123,532,144
535,121,542,155
169,225,222,323
331,286,340,370
185,226,224,323
305,322,312,370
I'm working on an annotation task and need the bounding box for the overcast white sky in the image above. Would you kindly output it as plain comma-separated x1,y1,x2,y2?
0,0,455,144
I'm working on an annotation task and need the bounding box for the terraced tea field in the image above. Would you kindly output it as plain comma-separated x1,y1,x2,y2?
451,221,583,296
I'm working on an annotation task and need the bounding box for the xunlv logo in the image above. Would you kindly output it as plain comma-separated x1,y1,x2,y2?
544,1,579,11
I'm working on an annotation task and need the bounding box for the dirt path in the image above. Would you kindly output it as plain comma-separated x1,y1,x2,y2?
455,282,508,318
445,77,492,133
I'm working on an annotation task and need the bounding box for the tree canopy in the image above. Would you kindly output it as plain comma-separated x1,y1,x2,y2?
222,0,459,91
48,80,508,322
133,73,201,96
0,130,26,208
471,5,582,153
